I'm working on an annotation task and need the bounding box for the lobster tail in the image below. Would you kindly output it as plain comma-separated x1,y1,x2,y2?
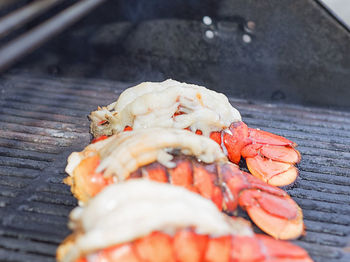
65,129,305,240
89,80,301,187
57,180,312,262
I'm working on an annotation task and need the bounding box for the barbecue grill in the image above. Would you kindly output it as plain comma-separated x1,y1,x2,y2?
0,1,349,262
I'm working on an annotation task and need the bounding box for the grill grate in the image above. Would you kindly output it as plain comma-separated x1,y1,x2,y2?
0,74,349,262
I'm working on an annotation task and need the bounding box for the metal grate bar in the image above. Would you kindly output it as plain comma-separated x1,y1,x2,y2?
0,147,55,162
0,110,88,130
0,166,41,179
0,0,65,38
0,235,57,255
0,248,53,262
0,107,86,125
0,130,73,147
0,122,81,140
230,98,350,117
301,171,350,186
0,138,63,154
8,89,111,105
241,110,350,129
0,100,86,117
4,96,92,112
0,0,108,72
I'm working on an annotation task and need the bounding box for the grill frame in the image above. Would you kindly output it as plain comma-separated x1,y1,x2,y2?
0,74,349,262
0,0,108,72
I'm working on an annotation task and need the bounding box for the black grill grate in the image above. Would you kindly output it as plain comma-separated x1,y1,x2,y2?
0,74,349,262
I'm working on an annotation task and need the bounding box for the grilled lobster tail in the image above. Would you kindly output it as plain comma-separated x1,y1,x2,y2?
57,180,312,262
89,79,301,186
65,129,304,239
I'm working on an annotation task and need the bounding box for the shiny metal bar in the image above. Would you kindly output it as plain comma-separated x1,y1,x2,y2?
0,0,107,72
0,0,65,38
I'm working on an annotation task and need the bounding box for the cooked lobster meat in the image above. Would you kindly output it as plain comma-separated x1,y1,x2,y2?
89,79,300,186
65,128,304,239
57,180,312,262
